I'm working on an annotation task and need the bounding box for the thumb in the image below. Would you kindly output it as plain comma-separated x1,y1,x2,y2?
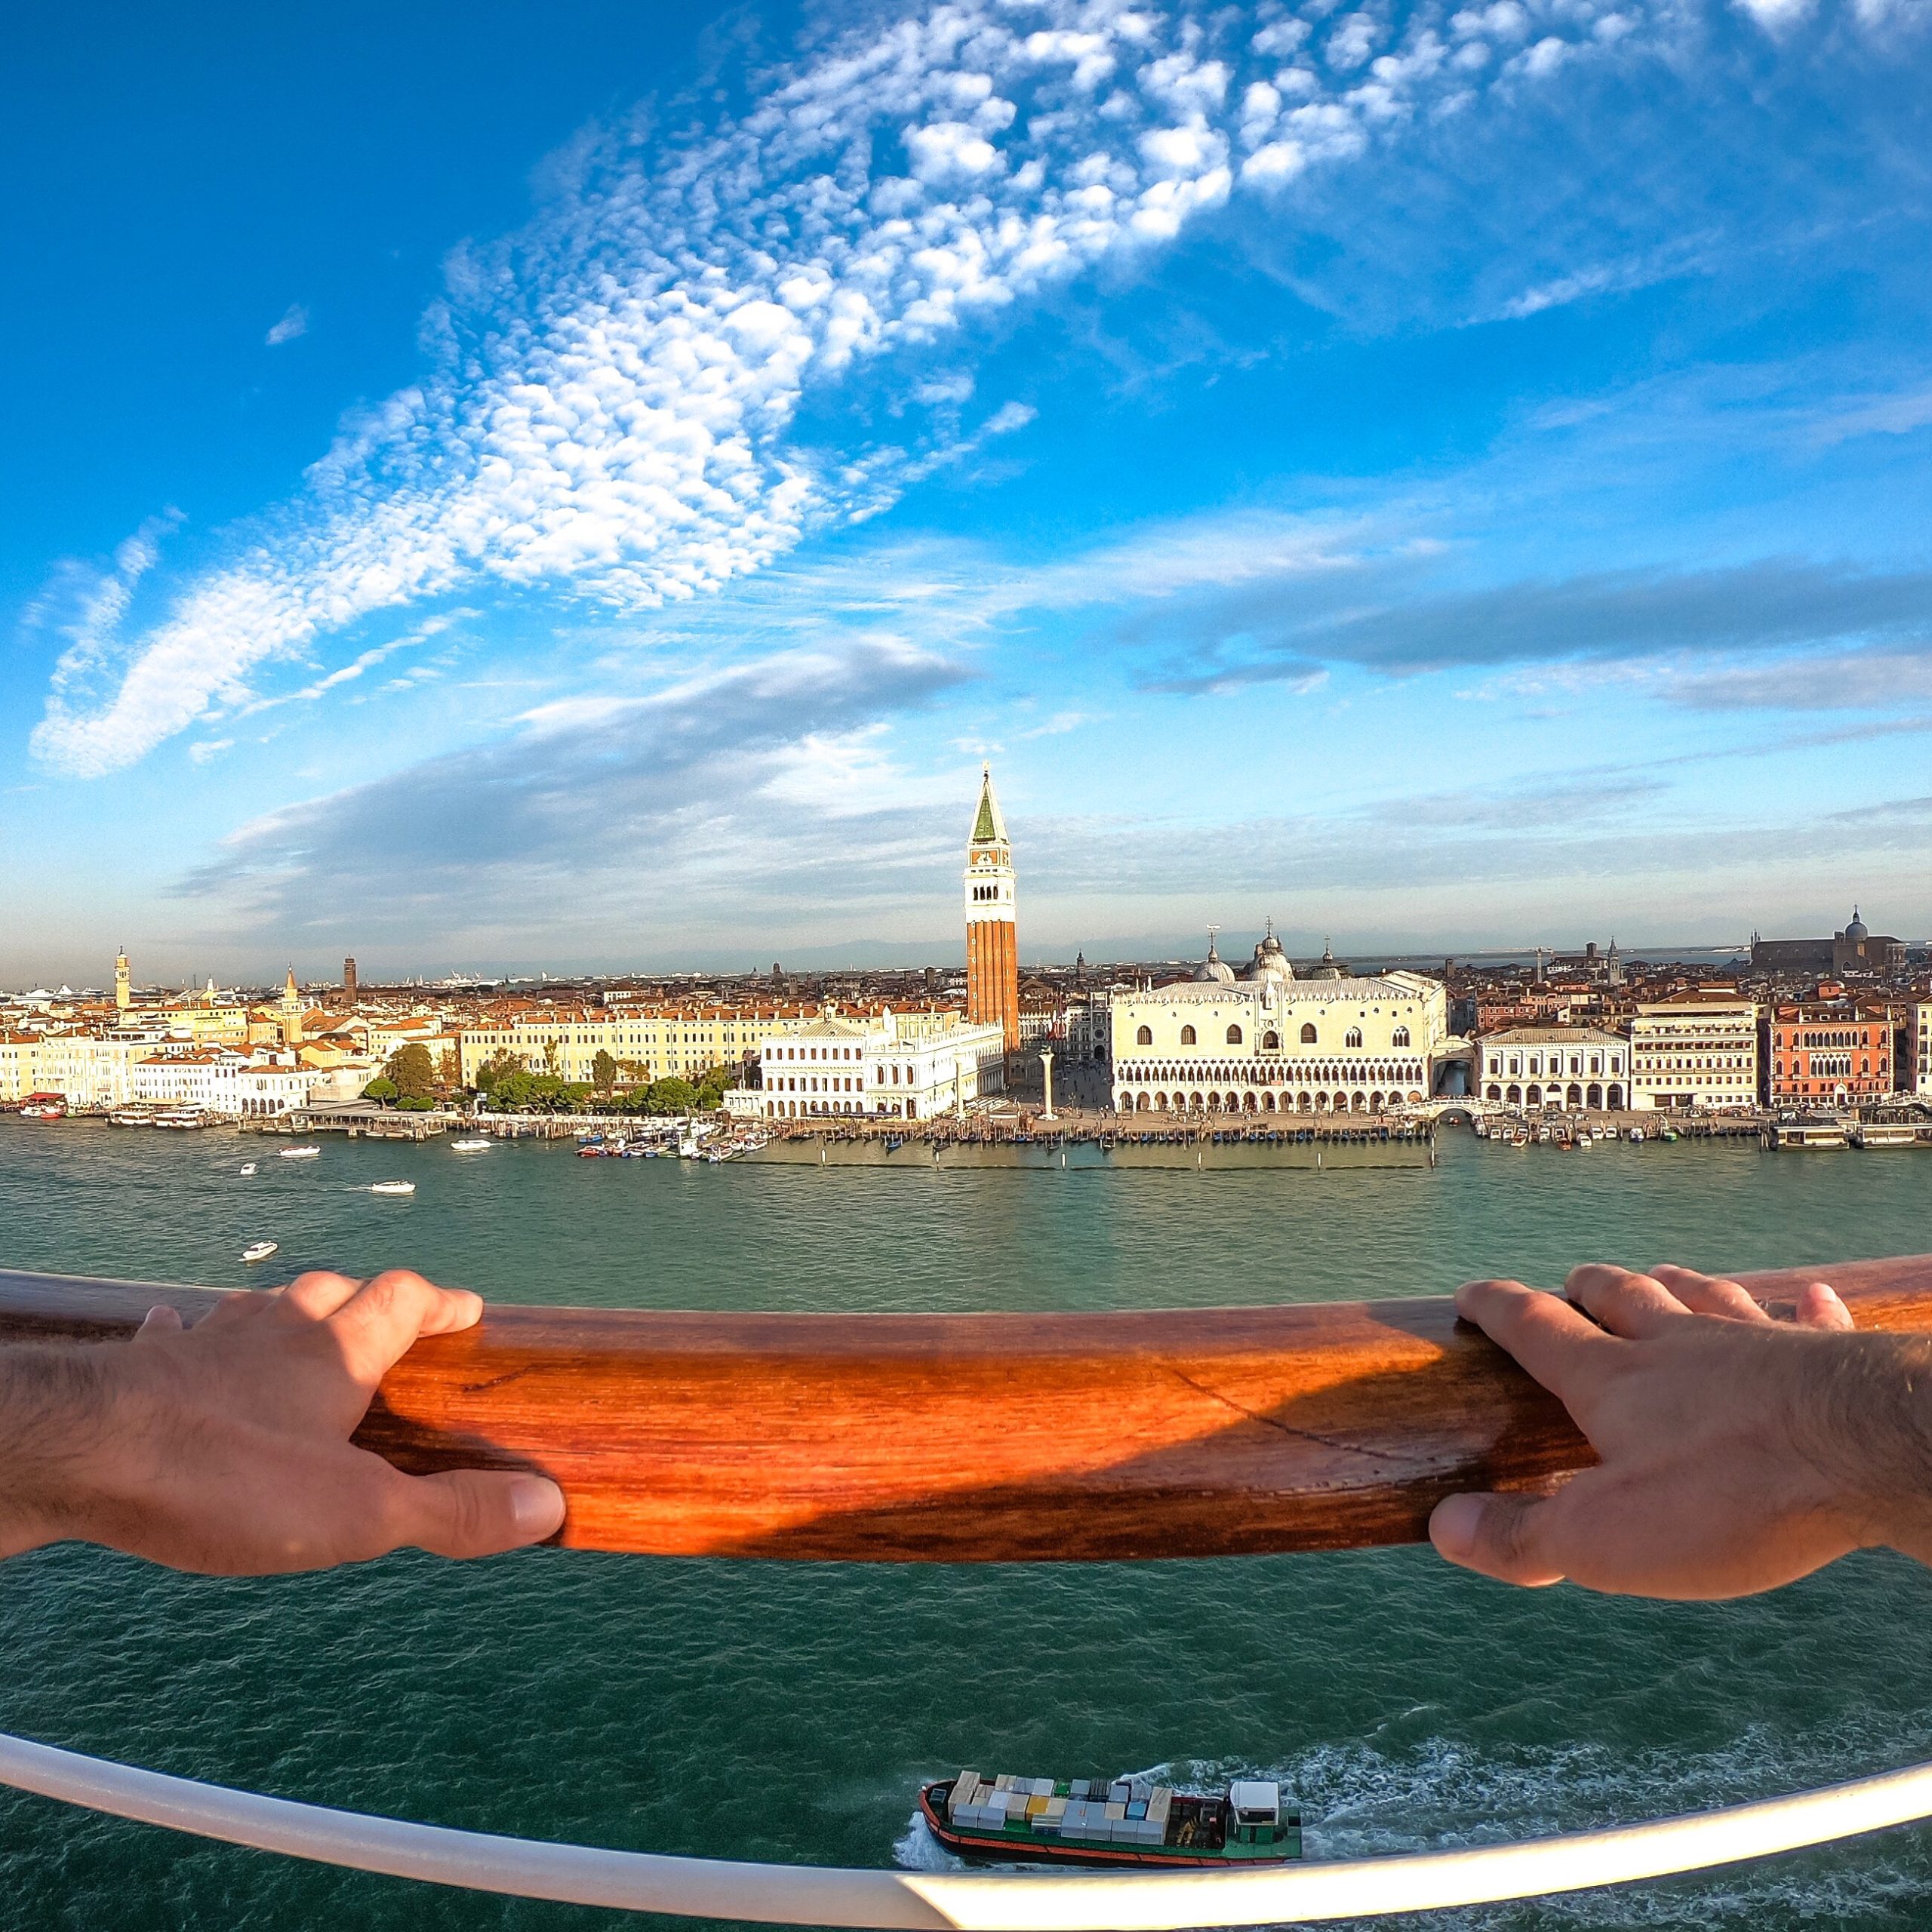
1430,1491,1567,1587
389,1469,566,1559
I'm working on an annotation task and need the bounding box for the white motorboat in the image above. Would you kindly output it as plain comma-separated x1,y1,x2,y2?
370,1179,417,1196
278,1146,321,1160
451,1138,492,1152
241,1241,278,1264
238,1162,257,1176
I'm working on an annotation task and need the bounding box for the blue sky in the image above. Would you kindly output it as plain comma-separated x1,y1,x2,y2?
5,0,1930,984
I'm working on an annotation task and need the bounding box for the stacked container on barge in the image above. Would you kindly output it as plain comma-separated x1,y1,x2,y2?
919,1769,1300,1869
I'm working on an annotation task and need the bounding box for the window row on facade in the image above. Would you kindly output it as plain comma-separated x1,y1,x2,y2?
1115,1087,1426,1115
1131,1023,1410,1050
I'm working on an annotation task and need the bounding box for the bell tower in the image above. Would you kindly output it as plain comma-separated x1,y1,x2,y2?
114,947,131,1013
279,965,304,1048
963,764,1020,1053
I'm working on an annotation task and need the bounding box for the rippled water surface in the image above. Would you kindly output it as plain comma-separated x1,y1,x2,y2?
3,1118,1930,1930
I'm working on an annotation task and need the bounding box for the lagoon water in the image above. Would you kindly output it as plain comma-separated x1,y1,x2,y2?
2,1118,1930,1930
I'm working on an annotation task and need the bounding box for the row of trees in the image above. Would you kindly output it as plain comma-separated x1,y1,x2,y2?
362,1042,733,1115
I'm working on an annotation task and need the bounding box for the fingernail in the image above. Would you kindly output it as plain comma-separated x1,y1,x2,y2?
509,1476,566,1542
1429,1493,1484,1559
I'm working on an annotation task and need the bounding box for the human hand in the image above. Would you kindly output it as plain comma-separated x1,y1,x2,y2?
0,1269,565,1574
1428,1263,1932,1600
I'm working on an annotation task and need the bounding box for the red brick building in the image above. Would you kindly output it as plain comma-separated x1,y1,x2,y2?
1763,1001,1894,1108
964,764,1020,1053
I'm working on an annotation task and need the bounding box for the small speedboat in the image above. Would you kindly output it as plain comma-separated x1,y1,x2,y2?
451,1138,491,1152
278,1146,321,1160
238,1162,257,1176
241,1241,278,1264
370,1180,417,1196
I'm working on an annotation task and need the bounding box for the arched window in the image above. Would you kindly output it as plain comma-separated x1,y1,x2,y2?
1263,1031,1280,1051
1392,1026,1411,1048
1300,1023,1318,1044
1136,1026,1152,1046
1180,1025,1197,1045
1346,1027,1363,1049
1226,1024,1243,1045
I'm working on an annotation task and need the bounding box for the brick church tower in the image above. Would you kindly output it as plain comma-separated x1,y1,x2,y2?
964,763,1020,1053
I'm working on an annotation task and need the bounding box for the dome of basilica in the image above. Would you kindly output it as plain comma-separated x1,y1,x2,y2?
1192,933,1236,986
1242,917,1296,987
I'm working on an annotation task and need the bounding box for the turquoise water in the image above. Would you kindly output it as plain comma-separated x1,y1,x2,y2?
2,1118,1931,1930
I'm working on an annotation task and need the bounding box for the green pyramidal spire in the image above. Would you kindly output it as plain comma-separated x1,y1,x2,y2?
969,763,1008,846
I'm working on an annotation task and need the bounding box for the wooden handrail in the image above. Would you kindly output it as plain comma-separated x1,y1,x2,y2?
4,1259,1930,1561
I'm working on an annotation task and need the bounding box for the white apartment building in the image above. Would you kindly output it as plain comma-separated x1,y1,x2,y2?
1628,994,1761,1112
1909,1001,1932,1098
131,1047,325,1118
133,1048,251,1113
1476,1026,1630,1110
749,1012,1007,1121
1108,931,1451,1115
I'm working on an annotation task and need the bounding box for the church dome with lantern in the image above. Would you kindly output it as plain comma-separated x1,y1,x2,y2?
1243,918,1296,989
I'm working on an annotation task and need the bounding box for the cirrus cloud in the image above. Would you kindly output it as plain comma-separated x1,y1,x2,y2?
29,0,1916,781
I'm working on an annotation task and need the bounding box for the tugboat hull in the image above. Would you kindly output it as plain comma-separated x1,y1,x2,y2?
917,1780,1297,1870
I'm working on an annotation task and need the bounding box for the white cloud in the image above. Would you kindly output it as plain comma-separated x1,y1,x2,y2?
266,304,309,346
1733,0,1817,26
1325,13,1385,69
32,0,1854,781
1810,383,1932,444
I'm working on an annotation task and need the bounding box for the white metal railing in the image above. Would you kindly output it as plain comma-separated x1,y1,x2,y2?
5,1729,1931,1927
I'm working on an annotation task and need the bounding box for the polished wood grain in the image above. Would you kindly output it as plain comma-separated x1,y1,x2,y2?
4,1258,1930,1561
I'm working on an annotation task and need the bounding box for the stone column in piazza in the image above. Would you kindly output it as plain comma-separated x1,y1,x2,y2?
1040,1047,1056,1121
963,763,1020,1055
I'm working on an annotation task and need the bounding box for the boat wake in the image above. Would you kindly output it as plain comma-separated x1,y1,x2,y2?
892,1814,966,1874
891,1724,1932,1924
1220,1724,1927,1927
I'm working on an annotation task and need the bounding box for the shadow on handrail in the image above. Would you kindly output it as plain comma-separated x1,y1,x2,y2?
3,1257,1929,1561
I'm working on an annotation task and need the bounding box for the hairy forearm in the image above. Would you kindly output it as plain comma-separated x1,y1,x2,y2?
0,1343,116,1559
1818,1331,1932,1565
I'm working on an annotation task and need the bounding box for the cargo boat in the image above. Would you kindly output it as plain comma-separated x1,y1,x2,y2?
919,1771,1300,1869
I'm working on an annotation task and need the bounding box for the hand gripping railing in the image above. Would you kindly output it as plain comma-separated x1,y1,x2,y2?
8,1257,1932,1560
6,1257,1932,1922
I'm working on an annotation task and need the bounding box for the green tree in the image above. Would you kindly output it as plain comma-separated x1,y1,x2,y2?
641,1076,699,1115
489,1071,540,1111
474,1050,521,1095
591,1049,618,1094
386,1043,437,1103
361,1075,398,1103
